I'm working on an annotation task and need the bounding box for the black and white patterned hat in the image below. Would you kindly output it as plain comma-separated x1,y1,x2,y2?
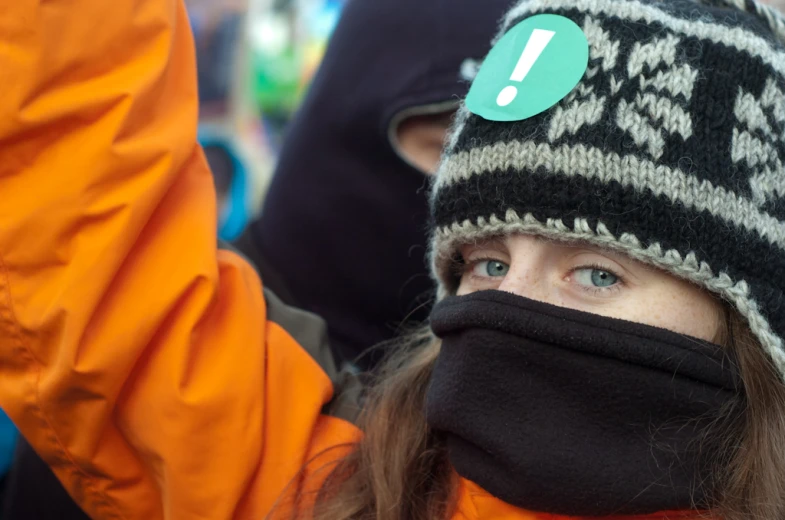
430,0,785,375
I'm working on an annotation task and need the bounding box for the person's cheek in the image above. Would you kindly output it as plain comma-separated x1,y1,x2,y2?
456,278,473,296
636,287,721,342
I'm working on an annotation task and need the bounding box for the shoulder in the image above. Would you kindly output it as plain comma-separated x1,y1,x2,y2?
220,239,365,425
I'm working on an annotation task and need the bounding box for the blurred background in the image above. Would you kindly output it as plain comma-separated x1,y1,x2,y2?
187,0,347,240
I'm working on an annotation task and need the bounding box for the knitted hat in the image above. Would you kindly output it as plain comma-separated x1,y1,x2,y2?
430,0,785,376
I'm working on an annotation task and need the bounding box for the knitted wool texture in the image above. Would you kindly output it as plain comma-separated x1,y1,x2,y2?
430,0,785,378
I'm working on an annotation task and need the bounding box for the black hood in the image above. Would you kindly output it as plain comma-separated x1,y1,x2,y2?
249,0,513,369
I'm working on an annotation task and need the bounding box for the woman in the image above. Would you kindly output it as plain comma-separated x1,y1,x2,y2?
0,0,783,519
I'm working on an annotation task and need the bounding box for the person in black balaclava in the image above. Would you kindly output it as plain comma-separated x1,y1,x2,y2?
237,0,515,371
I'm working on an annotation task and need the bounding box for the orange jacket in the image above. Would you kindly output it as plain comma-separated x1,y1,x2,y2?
0,1,707,519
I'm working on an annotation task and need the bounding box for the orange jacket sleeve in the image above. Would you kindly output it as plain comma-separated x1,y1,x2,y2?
0,1,356,519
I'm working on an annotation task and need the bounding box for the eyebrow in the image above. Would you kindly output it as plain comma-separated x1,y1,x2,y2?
461,238,507,253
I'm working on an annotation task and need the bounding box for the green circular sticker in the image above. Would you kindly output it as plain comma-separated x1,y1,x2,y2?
466,14,589,122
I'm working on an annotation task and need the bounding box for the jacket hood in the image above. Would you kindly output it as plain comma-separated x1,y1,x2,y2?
252,0,514,368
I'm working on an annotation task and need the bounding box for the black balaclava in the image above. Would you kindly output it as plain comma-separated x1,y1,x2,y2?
243,0,515,371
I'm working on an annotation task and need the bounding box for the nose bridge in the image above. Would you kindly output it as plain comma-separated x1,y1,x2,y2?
497,248,549,302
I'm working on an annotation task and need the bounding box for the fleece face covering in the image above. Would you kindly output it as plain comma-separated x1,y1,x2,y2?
425,290,744,517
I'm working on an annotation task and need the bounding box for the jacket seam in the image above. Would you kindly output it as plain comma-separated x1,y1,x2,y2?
0,254,127,520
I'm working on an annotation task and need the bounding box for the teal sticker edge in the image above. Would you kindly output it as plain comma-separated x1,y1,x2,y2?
465,14,590,123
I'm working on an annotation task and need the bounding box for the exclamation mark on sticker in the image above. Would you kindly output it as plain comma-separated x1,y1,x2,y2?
496,28,556,107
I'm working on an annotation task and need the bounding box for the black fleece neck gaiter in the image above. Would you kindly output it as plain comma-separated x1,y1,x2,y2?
425,290,744,517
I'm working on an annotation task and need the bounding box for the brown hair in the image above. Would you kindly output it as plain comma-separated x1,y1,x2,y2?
714,312,785,519
310,329,454,520
301,310,785,520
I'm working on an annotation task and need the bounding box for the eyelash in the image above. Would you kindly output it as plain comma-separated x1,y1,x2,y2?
460,256,626,296
568,262,625,296
458,257,626,296
456,256,500,281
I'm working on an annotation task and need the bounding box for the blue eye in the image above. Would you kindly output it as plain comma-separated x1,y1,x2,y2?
591,270,617,287
472,260,510,278
573,268,619,288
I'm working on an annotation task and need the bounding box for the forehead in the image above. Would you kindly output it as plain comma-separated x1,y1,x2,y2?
457,233,638,261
